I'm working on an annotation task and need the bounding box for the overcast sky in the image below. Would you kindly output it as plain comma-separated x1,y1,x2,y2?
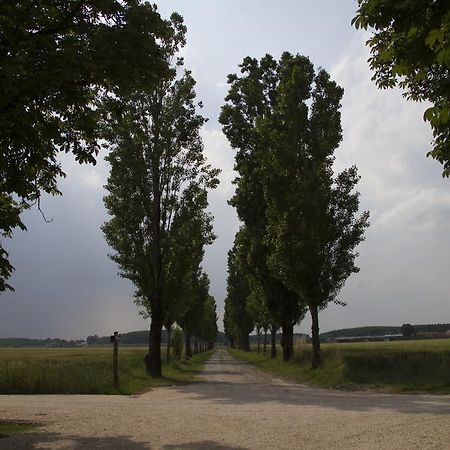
1,1,449,340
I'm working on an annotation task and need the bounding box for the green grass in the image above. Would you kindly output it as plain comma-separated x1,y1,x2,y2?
0,422,37,439
229,338,450,394
0,347,213,395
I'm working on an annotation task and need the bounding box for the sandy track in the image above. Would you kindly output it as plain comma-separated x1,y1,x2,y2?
0,348,449,449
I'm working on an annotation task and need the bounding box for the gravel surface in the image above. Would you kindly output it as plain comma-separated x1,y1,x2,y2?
1,348,449,449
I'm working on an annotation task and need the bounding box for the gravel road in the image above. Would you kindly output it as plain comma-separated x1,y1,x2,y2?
1,348,449,449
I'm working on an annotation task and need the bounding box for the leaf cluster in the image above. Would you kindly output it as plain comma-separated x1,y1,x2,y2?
0,0,172,290
353,0,450,176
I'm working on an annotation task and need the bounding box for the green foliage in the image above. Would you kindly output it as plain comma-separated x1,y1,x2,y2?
224,228,255,350
220,55,305,334
221,52,369,366
102,15,218,375
0,422,37,439
0,0,171,290
401,323,416,337
164,186,217,349
195,295,219,349
230,339,450,393
320,326,401,340
0,347,212,394
321,323,450,340
171,327,184,360
353,0,450,176
0,337,85,348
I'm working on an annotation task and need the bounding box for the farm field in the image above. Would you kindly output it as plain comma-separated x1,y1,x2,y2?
0,346,212,395
230,338,450,394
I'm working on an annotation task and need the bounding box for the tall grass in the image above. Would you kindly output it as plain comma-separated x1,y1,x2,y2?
230,339,450,393
0,347,212,395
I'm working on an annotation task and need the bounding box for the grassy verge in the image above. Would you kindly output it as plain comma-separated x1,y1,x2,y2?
0,422,38,439
228,339,450,394
0,347,214,395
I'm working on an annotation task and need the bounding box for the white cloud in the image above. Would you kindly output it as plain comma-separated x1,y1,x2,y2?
201,128,236,197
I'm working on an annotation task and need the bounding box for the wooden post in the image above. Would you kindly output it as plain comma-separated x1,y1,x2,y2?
110,331,119,389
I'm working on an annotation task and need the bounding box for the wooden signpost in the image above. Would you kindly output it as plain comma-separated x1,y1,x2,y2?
110,331,119,389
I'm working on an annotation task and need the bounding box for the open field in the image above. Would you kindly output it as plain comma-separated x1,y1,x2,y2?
0,347,212,395
230,338,450,394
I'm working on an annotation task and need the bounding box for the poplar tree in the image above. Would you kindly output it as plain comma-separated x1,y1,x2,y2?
220,55,306,360
263,55,370,368
221,53,369,368
102,15,219,376
224,228,254,351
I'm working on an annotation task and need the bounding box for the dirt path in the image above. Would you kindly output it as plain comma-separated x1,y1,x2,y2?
1,348,449,449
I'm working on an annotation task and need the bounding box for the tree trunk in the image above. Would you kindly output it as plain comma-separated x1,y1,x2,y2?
194,338,199,355
146,303,163,377
166,326,171,362
263,328,268,354
281,322,294,362
241,332,250,351
310,305,323,369
271,325,277,359
185,330,192,358
257,328,261,353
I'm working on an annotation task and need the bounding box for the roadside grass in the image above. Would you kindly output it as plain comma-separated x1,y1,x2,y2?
0,347,213,395
229,339,450,394
0,422,38,439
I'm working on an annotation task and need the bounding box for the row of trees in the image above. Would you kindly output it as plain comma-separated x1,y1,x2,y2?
0,2,218,377
102,14,218,377
222,53,370,368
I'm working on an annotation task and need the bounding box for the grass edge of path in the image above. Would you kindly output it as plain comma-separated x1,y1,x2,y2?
227,346,450,395
118,349,215,395
0,422,39,439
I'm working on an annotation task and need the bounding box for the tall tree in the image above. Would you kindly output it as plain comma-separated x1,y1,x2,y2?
192,291,218,352
353,0,450,176
221,53,369,367
220,55,306,361
102,15,219,376
0,0,169,291
263,55,370,368
162,185,215,359
224,228,254,351
178,270,212,358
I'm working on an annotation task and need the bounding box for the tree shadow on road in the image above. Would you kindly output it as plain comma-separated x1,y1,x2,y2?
173,362,450,416
0,431,152,449
1,431,250,450
163,441,248,450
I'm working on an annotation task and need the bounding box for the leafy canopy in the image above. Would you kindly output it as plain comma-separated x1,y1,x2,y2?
353,0,450,176
0,0,169,291
220,54,307,330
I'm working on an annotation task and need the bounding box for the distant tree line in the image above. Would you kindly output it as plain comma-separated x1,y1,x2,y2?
221,53,370,368
0,338,85,348
320,324,450,340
